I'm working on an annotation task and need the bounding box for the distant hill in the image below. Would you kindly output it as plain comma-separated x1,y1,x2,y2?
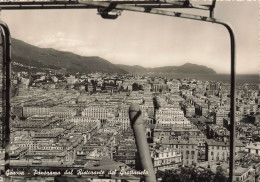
11,38,216,75
153,63,216,74
116,64,151,74
117,63,216,75
11,38,127,74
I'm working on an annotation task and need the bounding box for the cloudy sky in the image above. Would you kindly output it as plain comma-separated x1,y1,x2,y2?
0,1,258,74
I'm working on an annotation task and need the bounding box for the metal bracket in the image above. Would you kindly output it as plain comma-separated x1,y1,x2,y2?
210,0,217,18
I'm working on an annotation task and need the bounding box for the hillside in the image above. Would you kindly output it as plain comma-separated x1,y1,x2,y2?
117,63,216,75
11,38,216,75
153,63,217,74
116,64,151,74
11,38,127,74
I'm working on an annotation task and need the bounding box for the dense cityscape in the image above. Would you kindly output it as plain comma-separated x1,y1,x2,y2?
0,70,259,182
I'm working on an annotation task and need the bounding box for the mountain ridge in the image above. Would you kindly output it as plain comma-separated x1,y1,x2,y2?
11,38,128,74
11,38,217,75
116,63,216,75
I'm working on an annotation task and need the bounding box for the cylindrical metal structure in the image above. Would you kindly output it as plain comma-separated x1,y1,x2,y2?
129,103,156,182
224,23,236,182
0,20,11,182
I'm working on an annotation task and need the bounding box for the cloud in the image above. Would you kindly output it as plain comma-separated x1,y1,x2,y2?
28,32,100,57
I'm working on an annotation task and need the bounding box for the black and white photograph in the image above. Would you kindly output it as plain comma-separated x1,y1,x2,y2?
0,0,259,181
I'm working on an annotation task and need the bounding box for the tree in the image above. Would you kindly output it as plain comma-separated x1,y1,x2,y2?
161,170,181,182
132,83,139,91
213,166,228,182
160,166,218,182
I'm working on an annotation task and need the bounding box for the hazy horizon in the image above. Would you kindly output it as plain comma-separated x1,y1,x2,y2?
2,1,258,74
12,37,258,75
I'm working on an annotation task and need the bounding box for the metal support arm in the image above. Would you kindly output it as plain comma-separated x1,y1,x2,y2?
0,20,11,181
